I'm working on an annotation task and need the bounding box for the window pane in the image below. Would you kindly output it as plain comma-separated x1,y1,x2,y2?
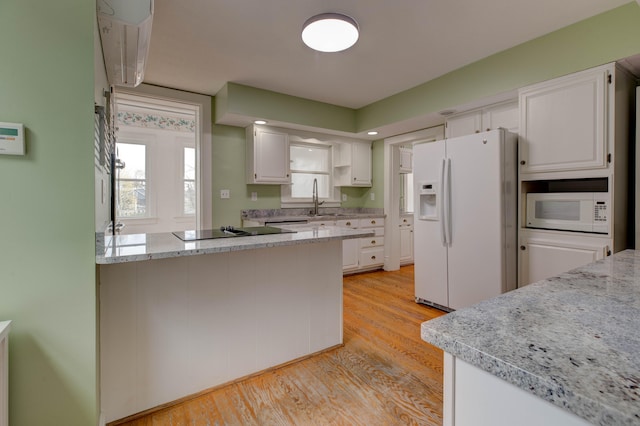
118,180,146,217
184,147,195,180
290,145,329,172
116,143,146,179
184,181,196,215
400,172,414,213
291,173,330,198
405,173,414,213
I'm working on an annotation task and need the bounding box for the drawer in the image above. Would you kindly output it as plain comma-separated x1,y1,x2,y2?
359,217,383,228
360,235,384,248
360,247,384,267
337,219,358,228
310,220,336,227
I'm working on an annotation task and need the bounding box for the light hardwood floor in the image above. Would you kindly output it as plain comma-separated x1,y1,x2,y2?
112,265,445,425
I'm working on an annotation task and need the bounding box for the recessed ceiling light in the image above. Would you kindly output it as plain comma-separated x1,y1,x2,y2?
367,131,378,136
302,13,359,53
254,120,267,125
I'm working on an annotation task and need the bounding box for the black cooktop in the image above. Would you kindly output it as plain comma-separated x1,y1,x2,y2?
173,226,296,242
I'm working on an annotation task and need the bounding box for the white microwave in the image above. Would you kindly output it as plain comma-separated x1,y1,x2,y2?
526,192,609,234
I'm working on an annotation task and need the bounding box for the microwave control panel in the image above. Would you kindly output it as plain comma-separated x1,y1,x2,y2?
594,202,608,222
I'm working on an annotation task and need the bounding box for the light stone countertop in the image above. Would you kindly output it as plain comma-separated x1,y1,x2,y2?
240,208,385,225
96,225,373,264
421,249,640,425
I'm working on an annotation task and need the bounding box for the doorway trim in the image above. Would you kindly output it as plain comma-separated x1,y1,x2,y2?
114,84,213,230
383,125,444,271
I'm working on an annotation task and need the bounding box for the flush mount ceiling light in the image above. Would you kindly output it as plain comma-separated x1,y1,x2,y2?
302,13,359,53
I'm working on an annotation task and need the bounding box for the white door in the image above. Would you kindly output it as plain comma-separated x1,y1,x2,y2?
255,130,290,182
351,142,372,186
342,239,360,271
519,66,608,174
445,131,505,310
413,140,448,307
519,235,608,286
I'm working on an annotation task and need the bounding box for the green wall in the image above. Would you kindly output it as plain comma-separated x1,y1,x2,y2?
357,2,640,131
0,1,97,425
211,125,281,226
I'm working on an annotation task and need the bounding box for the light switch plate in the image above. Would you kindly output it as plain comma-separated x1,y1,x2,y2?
220,189,230,199
251,192,257,201
370,192,375,201
342,193,347,202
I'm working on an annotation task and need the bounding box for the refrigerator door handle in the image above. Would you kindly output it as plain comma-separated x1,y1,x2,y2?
440,157,447,245
444,158,452,246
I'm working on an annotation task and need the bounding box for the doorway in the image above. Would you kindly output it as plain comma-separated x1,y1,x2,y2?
383,125,444,271
112,86,212,234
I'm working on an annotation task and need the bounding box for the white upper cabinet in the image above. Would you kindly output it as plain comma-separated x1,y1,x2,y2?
246,125,290,184
399,147,412,173
445,100,518,138
334,141,372,187
519,65,609,175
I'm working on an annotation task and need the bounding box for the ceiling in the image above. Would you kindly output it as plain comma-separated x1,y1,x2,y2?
144,0,630,112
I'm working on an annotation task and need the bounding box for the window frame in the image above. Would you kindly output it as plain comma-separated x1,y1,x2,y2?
178,139,197,218
281,141,341,207
115,135,157,223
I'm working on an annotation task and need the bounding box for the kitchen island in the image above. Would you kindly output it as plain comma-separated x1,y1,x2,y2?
97,225,372,423
421,249,640,425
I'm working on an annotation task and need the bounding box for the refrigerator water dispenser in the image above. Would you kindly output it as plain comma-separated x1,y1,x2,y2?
418,181,438,220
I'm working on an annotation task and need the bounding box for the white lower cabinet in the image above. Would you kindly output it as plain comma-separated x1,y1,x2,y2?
399,215,413,265
519,230,609,287
444,354,590,426
337,217,385,273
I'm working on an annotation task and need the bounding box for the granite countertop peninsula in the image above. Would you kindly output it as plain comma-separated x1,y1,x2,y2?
96,225,373,264
421,249,640,425
241,208,385,225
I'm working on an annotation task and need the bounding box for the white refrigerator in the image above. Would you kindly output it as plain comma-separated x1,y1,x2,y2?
413,129,517,311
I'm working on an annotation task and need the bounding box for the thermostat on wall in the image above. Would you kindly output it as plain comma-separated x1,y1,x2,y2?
0,122,25,155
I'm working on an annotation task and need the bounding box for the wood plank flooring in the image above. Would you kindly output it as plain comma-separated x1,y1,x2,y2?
112,265,446,426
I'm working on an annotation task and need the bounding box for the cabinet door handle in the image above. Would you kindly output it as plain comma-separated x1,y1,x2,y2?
346,221,351,226
520,160,526,165
371,220,376,224
371,255,376,260
403,219,407,223
520,245,526,250
371,240,376,244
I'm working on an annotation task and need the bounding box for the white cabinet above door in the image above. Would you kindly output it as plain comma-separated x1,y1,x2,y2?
519,65,609,175
445,100,518,139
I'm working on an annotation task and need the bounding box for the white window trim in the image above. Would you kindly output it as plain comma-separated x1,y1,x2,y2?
116,134,157,221
176,138,196,219
115,84,213,231
281,141,341,208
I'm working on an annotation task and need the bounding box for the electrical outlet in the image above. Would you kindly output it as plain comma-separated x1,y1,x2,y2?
220,189,230,199
342,193,347,202
251,192,258,201
370,192,375,201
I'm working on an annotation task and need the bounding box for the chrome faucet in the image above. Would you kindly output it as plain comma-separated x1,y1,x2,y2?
312,178,324,216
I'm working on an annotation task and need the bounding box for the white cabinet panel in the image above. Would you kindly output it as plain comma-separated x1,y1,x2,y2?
342,238,360,270
519,66,608,174
246,125,290,184
446,111,482,138
449,356,590,426
334,141,372,187
445,101,518,138
519,231,608,287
